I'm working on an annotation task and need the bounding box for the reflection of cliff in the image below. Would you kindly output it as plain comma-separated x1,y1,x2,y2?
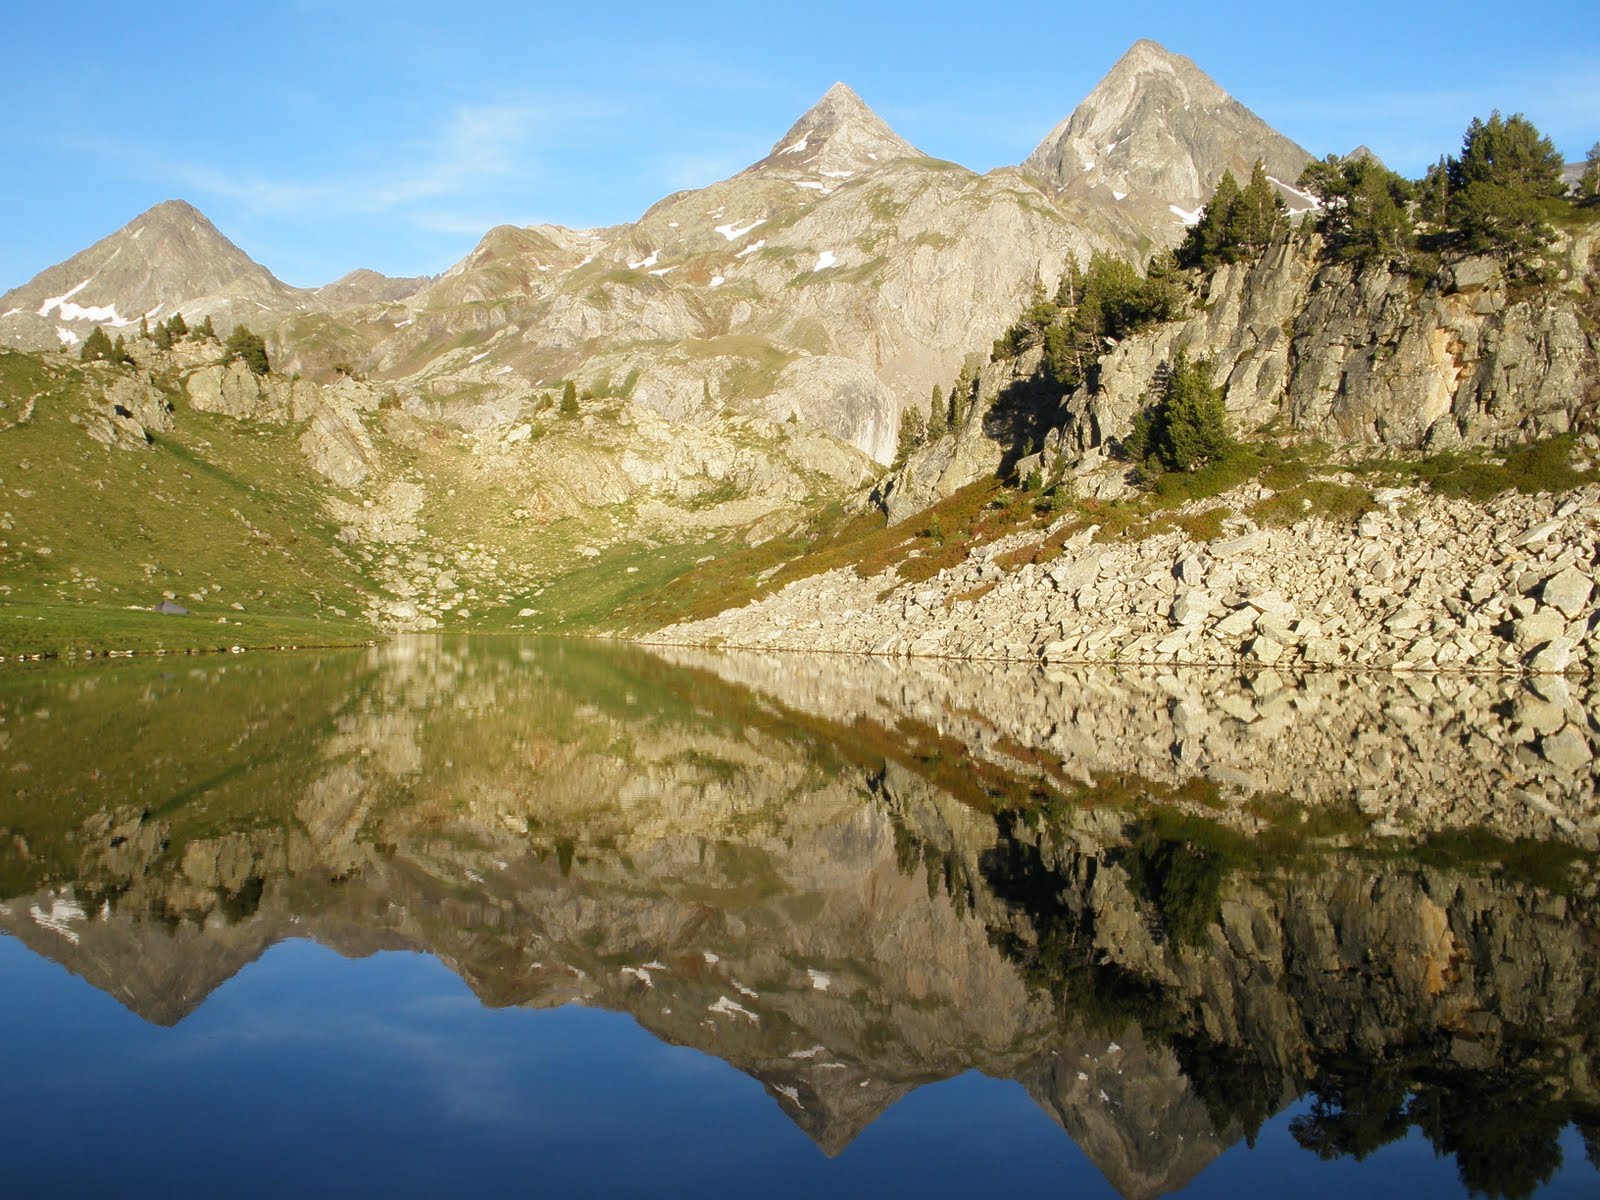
0,637,1596,1197
656,648,1600,847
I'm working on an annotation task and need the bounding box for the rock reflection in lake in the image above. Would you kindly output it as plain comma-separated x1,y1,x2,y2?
0,636,1596,1198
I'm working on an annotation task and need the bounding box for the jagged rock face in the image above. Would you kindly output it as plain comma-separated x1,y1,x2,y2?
0,200,308,351
1059,230,1600,454
1021,39,1314,243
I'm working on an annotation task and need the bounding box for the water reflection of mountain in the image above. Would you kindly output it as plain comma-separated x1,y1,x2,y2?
0,637,1596,1198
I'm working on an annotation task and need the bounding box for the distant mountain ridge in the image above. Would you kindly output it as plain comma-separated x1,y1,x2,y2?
0,41,1325,463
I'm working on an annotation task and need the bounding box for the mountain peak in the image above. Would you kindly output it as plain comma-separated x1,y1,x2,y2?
1021,40,1311,219
748,82,919,177
0,198,299,349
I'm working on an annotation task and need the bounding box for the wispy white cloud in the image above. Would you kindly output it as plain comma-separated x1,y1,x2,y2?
164,102,548,219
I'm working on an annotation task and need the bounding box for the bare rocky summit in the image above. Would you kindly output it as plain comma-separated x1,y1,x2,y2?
0,200,307,351
1022,40,1315,234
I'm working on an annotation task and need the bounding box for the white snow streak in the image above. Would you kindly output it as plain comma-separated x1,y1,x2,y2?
818,170,854,179
713,217,766,241
1169,204,1204,226
55,327,80,346
621,966,655,988
709,275,726,288
709,995,758,1022
812,251,838,272
734,240,765,259
778,132,810,155
807,968,831,990
38,279,90,315
1112,191,1127,202
30,897,86,944
627,251,659,270
794,181,833,194
774,1084,803,1107
648,266,674,276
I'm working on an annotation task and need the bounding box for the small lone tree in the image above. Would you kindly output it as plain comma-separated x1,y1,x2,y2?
79,326,115,363
928,383,947,437
193,314,216,341
894,406,926,468
224,325,270,375
560,380,579,417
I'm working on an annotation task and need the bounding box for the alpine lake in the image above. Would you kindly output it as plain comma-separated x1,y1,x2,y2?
2,635,1598,1198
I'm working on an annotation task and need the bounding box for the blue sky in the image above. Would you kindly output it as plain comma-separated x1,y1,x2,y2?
3,0,1596,288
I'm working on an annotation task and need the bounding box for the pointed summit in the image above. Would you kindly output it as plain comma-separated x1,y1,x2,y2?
1021,40,1311,219
0,199,302,351
748,82,919,177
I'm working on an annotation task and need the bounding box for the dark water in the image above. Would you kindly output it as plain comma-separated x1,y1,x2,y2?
1,636,1597,1198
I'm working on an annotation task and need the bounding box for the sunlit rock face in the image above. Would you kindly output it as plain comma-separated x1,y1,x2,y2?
0,637,1596,1194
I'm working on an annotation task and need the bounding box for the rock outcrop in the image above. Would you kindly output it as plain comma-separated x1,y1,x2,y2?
1054,230,1600,457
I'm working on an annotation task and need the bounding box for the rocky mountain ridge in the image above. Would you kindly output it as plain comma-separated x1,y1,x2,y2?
0,42,1316,466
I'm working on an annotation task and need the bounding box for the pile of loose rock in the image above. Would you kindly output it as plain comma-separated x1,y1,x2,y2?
650,482,1600,676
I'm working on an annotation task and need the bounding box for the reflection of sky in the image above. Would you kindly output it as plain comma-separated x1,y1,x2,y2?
0,935,1592,1198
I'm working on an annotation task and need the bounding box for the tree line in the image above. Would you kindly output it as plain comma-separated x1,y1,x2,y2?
77,310,271,375
1184,112,1597,280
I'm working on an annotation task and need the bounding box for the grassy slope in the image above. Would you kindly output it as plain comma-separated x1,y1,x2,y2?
0,350,378,656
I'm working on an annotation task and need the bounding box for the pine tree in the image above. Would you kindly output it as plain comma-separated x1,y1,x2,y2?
951,362,976,425
928,384,946,437
1177,169,1242,269
224,325,270,375
1299,155,1414,266
168,312,188,337
1579,142,1600,201
194,314,216,341
112,333,132,365
79,326,114,363
1124,353,1232,472
138,315,150,340
1445,112,1565,270
894,406,926,467
1225,160,1285,252
560,380,579,417
1418,156,1454,226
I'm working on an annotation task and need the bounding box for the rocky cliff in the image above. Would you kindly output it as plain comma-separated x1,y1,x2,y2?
1053,229,1600,458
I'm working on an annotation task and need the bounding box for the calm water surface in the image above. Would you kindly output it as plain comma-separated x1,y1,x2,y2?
0,636,1596,1198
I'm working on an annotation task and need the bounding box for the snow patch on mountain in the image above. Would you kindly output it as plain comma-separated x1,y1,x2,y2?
714,217,765,241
